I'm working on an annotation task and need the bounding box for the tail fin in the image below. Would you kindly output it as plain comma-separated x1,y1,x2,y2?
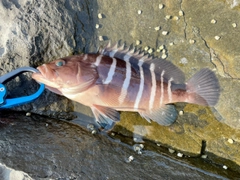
186,68,220,106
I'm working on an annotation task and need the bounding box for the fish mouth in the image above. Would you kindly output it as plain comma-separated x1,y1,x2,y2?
32,66,47,81
32,65,61,88
37,65,48,78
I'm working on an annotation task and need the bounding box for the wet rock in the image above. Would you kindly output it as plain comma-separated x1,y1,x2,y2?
0,111,227,179
96,0,240,129
0,0,98,118
0,163,32,180
1,0,240,177
180,0,240,130
96,0,240,170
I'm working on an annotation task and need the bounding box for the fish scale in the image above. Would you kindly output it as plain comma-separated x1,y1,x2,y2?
32,42,220,130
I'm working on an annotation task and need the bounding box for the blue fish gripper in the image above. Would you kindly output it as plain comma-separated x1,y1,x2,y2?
0,67,45,108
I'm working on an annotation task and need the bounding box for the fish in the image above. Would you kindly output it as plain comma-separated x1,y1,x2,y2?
32,42,220,129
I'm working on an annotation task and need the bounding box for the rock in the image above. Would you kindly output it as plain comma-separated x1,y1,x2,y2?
1,0,240,176
96,0,240,129
0,111,227,179
0,163,32,180
96,0,240,170
0,0,98,118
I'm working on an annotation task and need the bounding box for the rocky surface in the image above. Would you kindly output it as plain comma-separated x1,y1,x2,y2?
0,111,229,179
0,0,99,119
0,0,240,178
95,0,240,170
0,163,32,180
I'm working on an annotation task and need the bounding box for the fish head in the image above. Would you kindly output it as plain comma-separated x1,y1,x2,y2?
32,55,98,93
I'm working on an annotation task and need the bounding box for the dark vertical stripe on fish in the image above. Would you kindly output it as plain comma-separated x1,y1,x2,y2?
134,61,144,109
138,62,152,110
96,55,113,83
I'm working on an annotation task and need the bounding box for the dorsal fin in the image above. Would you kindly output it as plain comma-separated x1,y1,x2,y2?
100,41,152,63
100,41,185,84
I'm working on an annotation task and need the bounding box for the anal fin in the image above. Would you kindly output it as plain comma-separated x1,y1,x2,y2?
91,105,120,130
139,105,177,126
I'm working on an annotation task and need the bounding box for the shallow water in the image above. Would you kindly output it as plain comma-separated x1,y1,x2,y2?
72,109,240,179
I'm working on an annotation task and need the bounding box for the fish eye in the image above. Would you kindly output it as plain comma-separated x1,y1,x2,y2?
56,60,65,67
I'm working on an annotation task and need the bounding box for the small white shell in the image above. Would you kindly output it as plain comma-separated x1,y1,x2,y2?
223,165,228,170
159,4,164,9
159,45,165,50
165,15,172,20
87,124,97,134
169,42,174,46
126,156,133,163
201,154,208,159
95,24,100,29
156,49,161,52
98,13,103,19
162,31,168,35
162,49,166,53
232,23,237,28
138,10,142,14
211,19,217,24
128,156,134,161
136,40,141,45
134,146,141,151
177,152,183,157
180,57,188,64
154,26,160,31
168,148,175,153
214,36,221,40
148,48,153,54
161,54,167,59
144,46,149,51
91,129,97,134
189,39,195,44
227,138,234,144
98,36,104,41
133,144,144,155
133,137,138,142
179,110,184,115
26,112,31,117
173,16,179,21
179,10,184,16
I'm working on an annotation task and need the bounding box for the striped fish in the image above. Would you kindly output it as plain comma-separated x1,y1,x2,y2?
32,42,220,129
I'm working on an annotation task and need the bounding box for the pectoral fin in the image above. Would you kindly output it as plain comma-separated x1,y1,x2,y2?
139,105,177,126
91,105,120,130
